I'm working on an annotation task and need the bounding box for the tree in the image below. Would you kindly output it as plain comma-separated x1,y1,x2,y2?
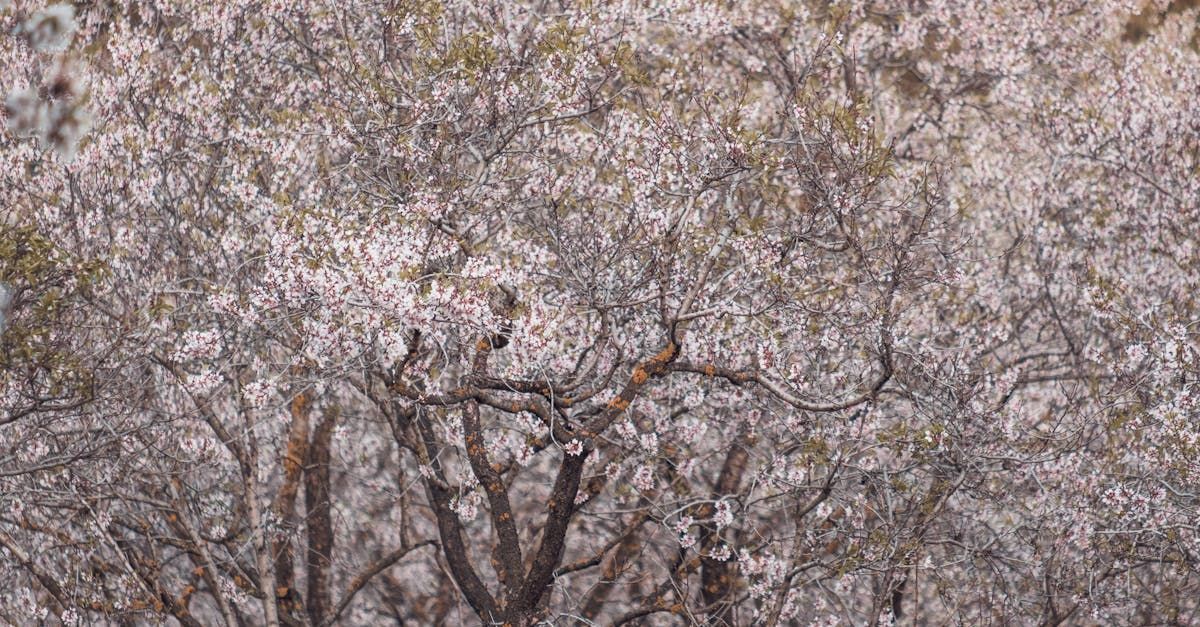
1,1,1198,625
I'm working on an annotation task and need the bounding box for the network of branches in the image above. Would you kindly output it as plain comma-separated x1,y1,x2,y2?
2,1,1199,625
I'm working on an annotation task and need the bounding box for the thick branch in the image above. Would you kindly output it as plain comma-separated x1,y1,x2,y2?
412,408,500,622
669,359,890,412
462,400,525,598
272,382,313,622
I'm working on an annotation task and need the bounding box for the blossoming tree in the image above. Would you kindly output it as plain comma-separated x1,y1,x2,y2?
2,1,1198,625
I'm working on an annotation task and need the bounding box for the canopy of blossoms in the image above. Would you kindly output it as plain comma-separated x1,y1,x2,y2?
1,1,1198,625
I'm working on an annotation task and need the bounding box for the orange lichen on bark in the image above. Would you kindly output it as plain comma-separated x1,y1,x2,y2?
649,342,678,366
277,386,311,508
606,397,631,411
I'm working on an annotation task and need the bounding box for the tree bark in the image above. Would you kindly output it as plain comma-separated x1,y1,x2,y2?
305,407,337,623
